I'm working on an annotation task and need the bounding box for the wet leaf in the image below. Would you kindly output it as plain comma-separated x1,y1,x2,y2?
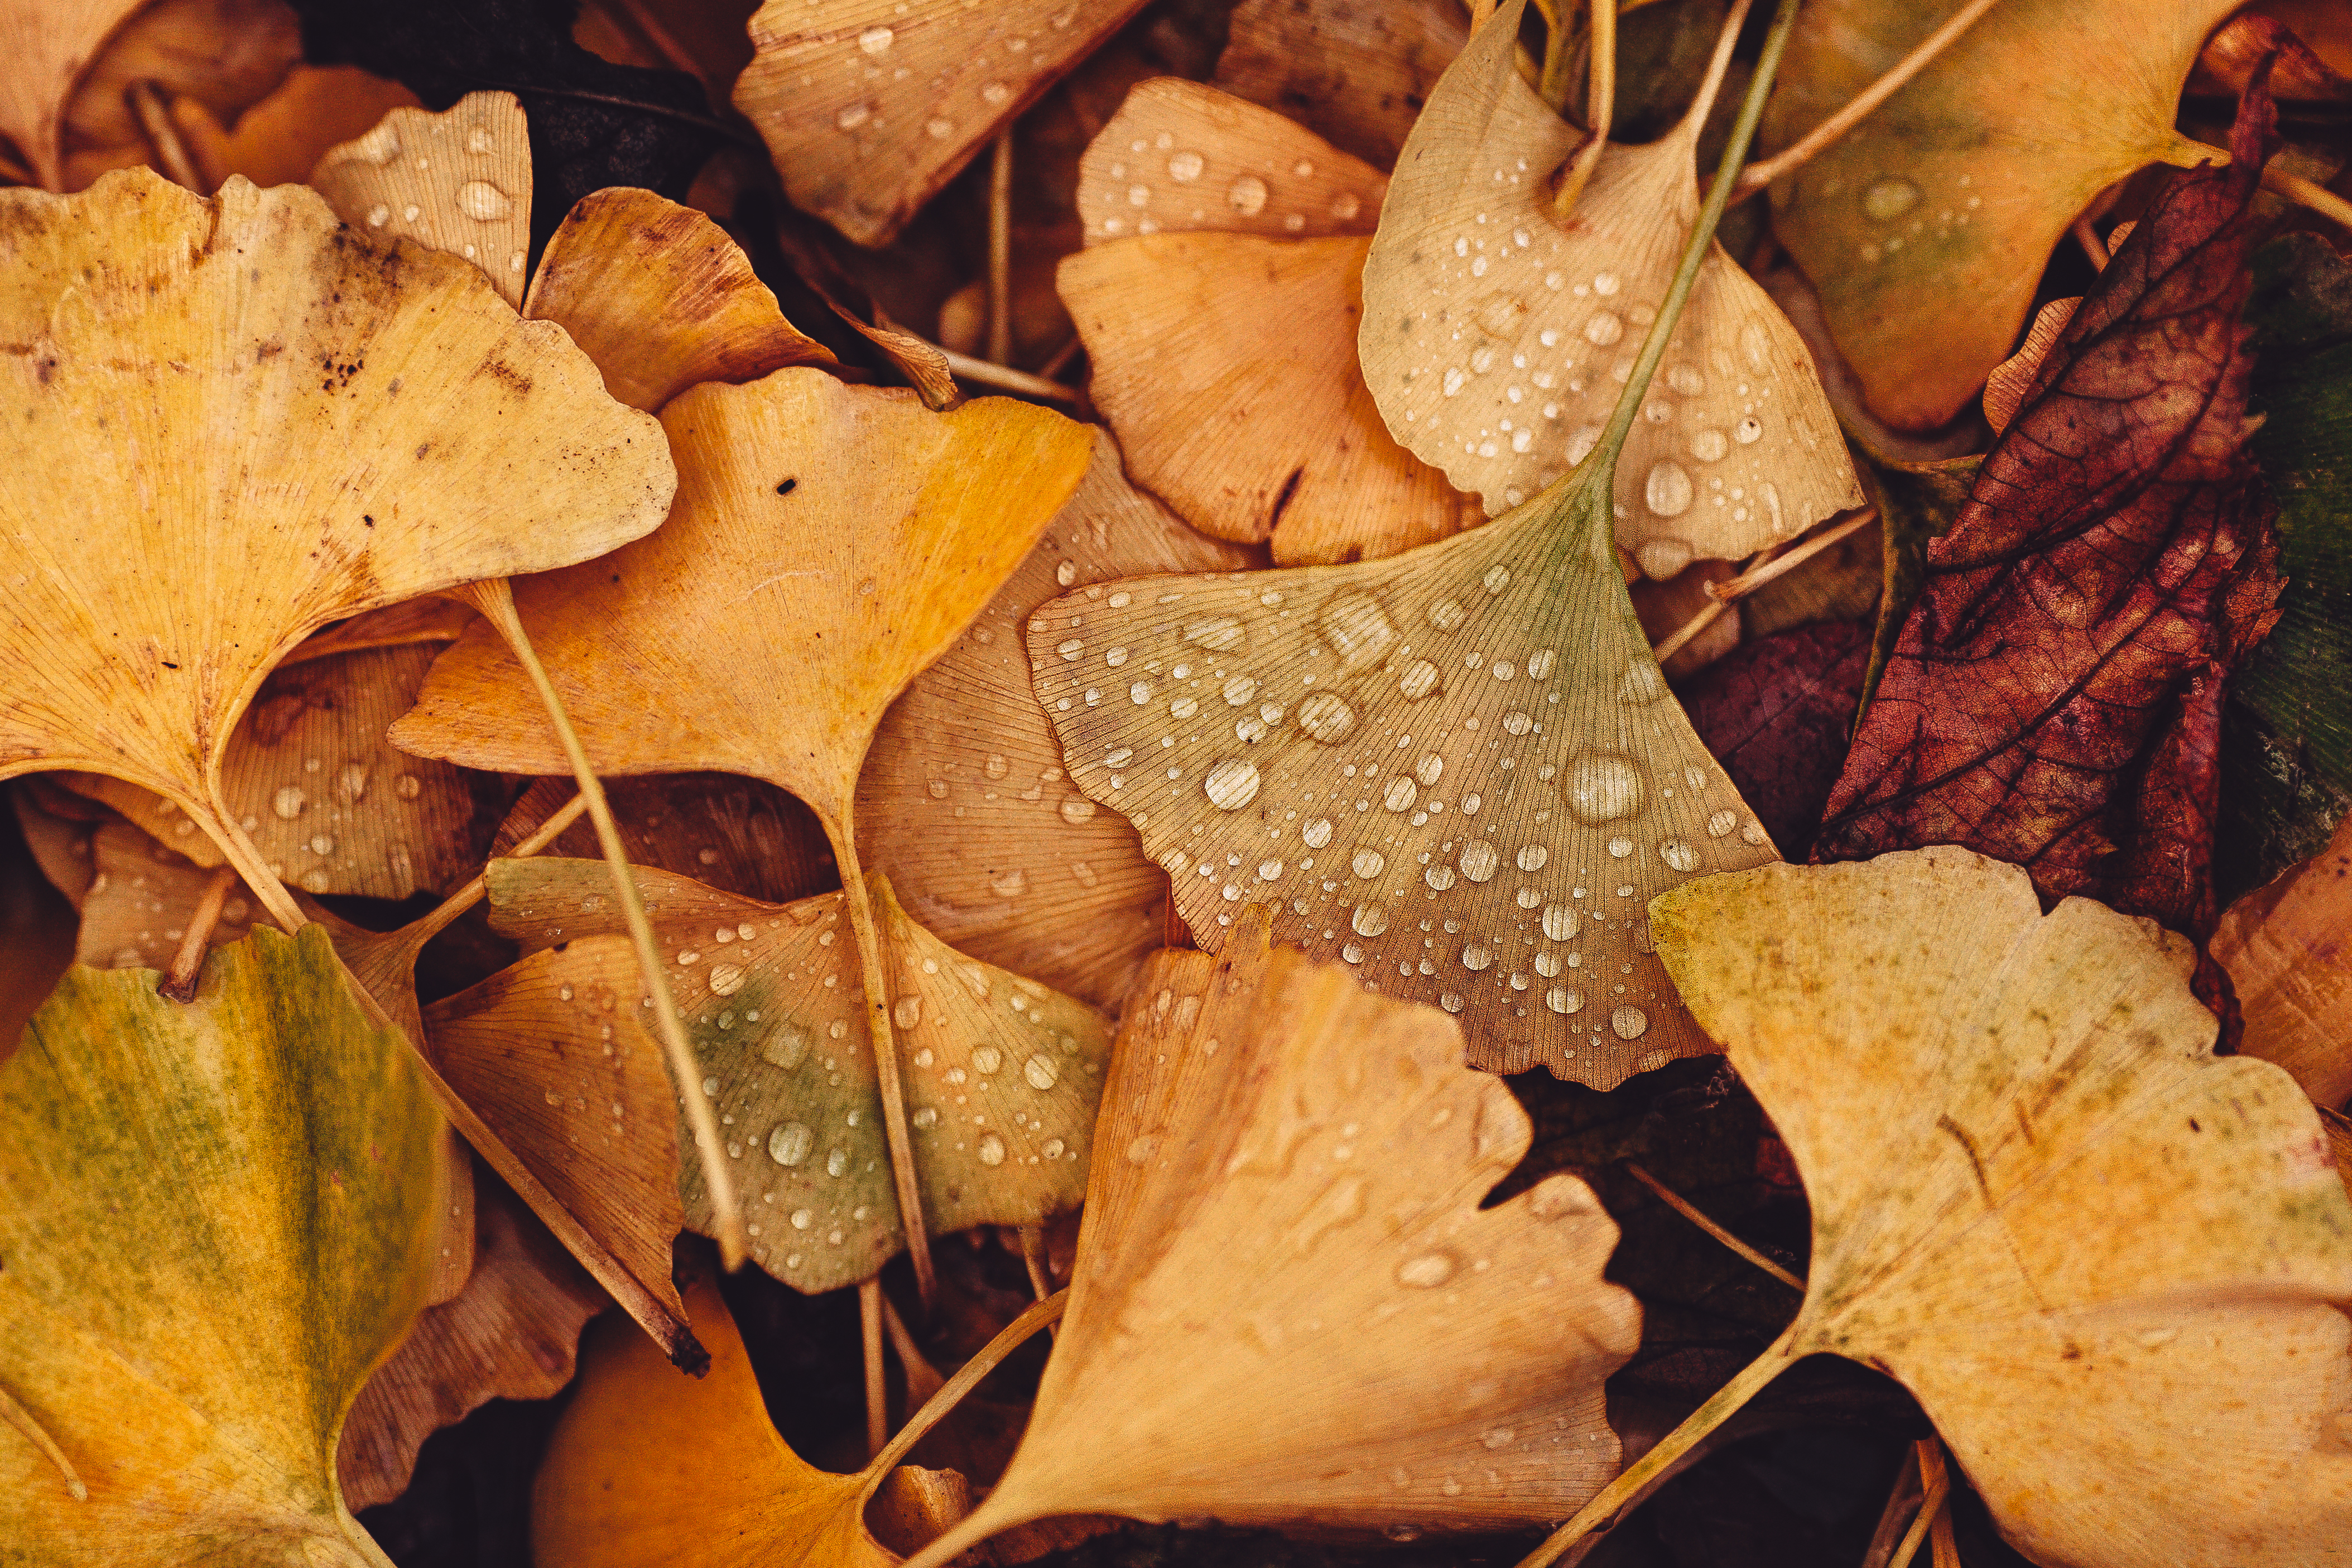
1359,0,1861,574
1643,849,2352,1567
0,926,445,1564
1815,89,2287,941
2212,807,2352,1110
497,773,838,907
733,0,1151,248
68,817,265,973
858,429,1258,1008
170,64,423,193
0,170,674,931
436,856,1109,1294
1209,0,1468,170
1681,621,1868,862
901,908,1640,1565
1761,0,2240,431
310,90,535,308
533,1276,968,1568
1060,79,1469,565
339,1179,606,1512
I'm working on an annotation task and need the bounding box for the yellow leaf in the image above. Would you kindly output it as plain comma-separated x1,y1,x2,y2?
310,92,534,308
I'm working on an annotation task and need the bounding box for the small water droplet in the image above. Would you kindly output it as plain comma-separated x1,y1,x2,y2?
990,867,1028,897
978,1132,1007,1166
1565,755,1644,824
456,181,512,221
1297,692,1356,744
1660,839,1699,872
1584,310,1624,346
1735,415,1764,444
1863,176,1921,221
1024,1054,1059,1090
768,1122,812,1166
1167,149,1203,182
272,786,305,819
395,775,422,800
1228,174,1268,215
836,102,873,130
1302,817,1334,849
826,1147,849,1177
1059,797,1097,824
1611,1006,1649,1040
858,23,895,52
1708,809,1739,838
1396,1250,1456,1288
893,995,922,1030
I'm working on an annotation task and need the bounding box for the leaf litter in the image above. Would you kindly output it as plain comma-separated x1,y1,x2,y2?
4,2,2351,1565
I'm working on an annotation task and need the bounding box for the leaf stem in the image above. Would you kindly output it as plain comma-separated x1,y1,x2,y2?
862,1278,889,1458
1730,0,2006,198
158,864,238,1002
195,791,308,932
1535,0,1579,113
455,578,747,1271
1702,506,1878,604
0,1382,85,1499
1622,1161,1805,1290
827,819,940,1308
1889,1440,1952,1568
988,130,1015,367
1549,0,1615,220
1513,1322,1802,1567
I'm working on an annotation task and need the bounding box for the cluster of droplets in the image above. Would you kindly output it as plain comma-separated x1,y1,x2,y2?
1084,100,1380,244
1812,170,1982,266
343,114,526,278
806,2,1079,151
90,831,257,970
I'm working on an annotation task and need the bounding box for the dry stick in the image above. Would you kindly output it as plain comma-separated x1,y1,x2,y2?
876,1290,1068,1491
860,1279,889,1459
1730,0,2005,197
1702,505,1879,603
0,1383,85,1500
157,864,240,1003
880,1293,947,1405
455,578,747,1270
2157,138,2352,233
1036,334,1084,384
1858,1448,1926,1568
1622,1162,1804,1291
1551,0,1615,221
1889,1441,1954,1568
125,80,205,191
988,130,1015,368
829,821,939,1309
1017,1222,1053,1301
935,344,1085,405
2071,214,2110,271
1930,1493,1961,1568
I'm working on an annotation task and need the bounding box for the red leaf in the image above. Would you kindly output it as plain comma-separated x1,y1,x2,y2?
1811,72,2287,942
1681,621,1869,862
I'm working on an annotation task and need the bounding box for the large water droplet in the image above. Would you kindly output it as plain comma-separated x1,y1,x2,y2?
1862,176,1921,222
1396,1250,1457,1288
456,181,512,221
1228,174,1268,215
893,995,922,1030
1059,797,1097,825
1351,903,1391,937
710,963,747,996
978,1132,1007,1166
1611,1006,1649,1040
1398,660,1441,700
1659,839,1699,873
1297,692,1356,744
836,102,872,131
1320,591,1397,673
1203,758,1262,810
1024,1054,1059,1090
1565,755,1644,824
1351,848,1386,879
1458,841,1499,883
1644,461,1694,518
1541,903,1579,941
1302,817,1334,849
768,1121,813,1166
858,23,896,52
1184,615,1244,651
272,786,306,820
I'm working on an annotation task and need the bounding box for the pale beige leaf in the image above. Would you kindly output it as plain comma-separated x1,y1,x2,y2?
310,92,532,308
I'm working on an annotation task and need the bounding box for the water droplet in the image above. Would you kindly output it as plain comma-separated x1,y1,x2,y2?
1059,797,1097,825
764,1024,811,1070
1863,176,1921,221
858,23,895,52
1184,615,1244,651
1331,191,1362,221
1383,778,1417,812
1396,1251,1456,1288
1413,753,1445,787
710,963,747,996
768,1122,812,1166
1742,820,1771,846
893,995,923,1030
1735,415,1763,444
1461,944,1493,971
1542,903,1579,941
1024,1054,1059,1090
1644,461,1694,518
1204,758,1262,810
1611,1006,1649,1040
355,123,401,163
1708,809,1739,838
1503,710,1532,735
990,867,1028,897
1351,903,1391,937
1660,839,1699,872
836,102,872,131
1167,149,1203,182
1302,817,1334,849
1228,174,1268,215
1565,755,1644,824
365,203,390,227
1608,836,1633,858
1398,659,1441,700
826,1147,849,1177
1352,848,1386,879
1320,592,1397,672
925,116,955,139
973,1045,1003,1074
1546,987,1582,1014
308,833,335,857
1516,844,1548,872
1297,692,1356,744
1690,427,1729,462
456,181,512,221
1458,841,1499,883
1666,364,1705,397
1584,311,1624,346
978,1133,1007,1166
1475,292,1525,337
1426,864,1456,891
272,786,305,820
982,80,1011,105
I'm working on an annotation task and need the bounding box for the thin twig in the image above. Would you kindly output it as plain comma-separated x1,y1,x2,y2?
1036,334,1084,383
2070,214,2110,271
1731,0,2005,197
0,1384,85,1500
1859,1447,1926,1568
1551,0,1615,221
1623,1162,1805,1290
988,131,1015,368
1017,1221,1053,1301
1890,1441,1952,1568
861,1278,889,1459
1648,597,1730,667
879,1292,946,1405
158,865,239,1002
1702,506,1879,603
126,81,205,191
873,1291,1067,1488
936,343,1086,405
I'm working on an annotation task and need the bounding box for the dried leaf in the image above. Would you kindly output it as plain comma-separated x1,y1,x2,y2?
533,1276,966,1568
338,1179,605,1512
1815,89,2286,941
170,64,423,193
858,429,1258,1008
310,91,534,308
496,773,837,907
1643,849,2352,1566
1628,557,1741,679
70,819,264,972
1681,621,1868,861
438,857,1109,1293
0,170,673,931
1210,0,1468,170
902,910,1639,1564
0,0,146,188
57,0,300,191
1060,80,1467,565
0,927,445,1562
734,0,1152,248
1761,0,2239,431
2213,808,2352,1109
1360,0,1860,573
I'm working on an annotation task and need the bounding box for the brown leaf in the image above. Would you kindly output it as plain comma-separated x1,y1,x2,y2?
2213,807,2352,1109
1682,621,1869,862
1812,79,2288,941
1209,0,1467,171
494,773,837,907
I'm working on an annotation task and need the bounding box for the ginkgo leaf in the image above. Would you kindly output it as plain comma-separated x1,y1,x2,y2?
533,1276,978,1568
1359,0,1861,575
58,642,504,900
1060,80,1469,565
338,1179,605,1512
1210,0,1469,170
392,365,1094,1298
0,0,144,189
2213,809,2352,1110
71,817,264,972
436,855,1110,1294
858,429,1258,1008
1533,848,2352,1567
522,186,839,414
1760,0,2239,431
57,0,300,191
171,64,424,192
497,773,839,908
733,0,1152,248
0,926,444,1564
296,597,478,663
0,169,674,933
900,909,1639,1567
309,91,534,309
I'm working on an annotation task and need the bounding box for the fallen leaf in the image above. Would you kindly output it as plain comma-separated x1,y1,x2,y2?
57,0,300,191
1209,0,1468,170
858,428,1258,1008
1628,557,1743,679
0,926,445,1562
2197,10,2352,103
2212,807,2352,1109
58,642,508,901
1680,621,1868,861
533,1276,973,1568
293,0,723,246
0,0,146,187
733,0,1151,248
310,90,535,307
1814,84,2286,942
393,365,1093,1297
170,64,423,192
900,908,1640,1565
338,1177,607,1512
1760,0,2239,431
1359,0,1861,574
497,773,838,907
1589,848,2352,1568
435,856,1109,1294
295,598,479,664
1059,79,1469,564
69,818,264,972
0,170,674,932
1738,510,1882,638
522,186,838,413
